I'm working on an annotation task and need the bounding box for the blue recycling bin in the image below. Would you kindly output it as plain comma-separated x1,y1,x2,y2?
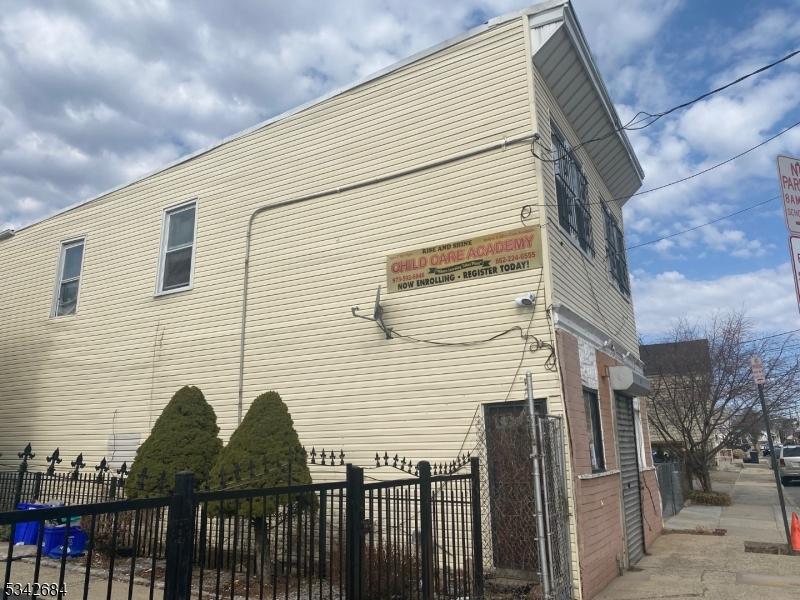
12,503,48,545
42,525,87,558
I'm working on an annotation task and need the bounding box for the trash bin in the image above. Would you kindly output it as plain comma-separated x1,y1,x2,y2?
42,525,87,558
13,503,49,545
749,450,759,464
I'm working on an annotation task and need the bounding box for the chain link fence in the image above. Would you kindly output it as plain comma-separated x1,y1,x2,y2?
655,461,684,519
473,403,573,599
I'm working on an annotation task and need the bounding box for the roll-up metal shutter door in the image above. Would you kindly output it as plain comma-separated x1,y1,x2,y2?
615,394,645,565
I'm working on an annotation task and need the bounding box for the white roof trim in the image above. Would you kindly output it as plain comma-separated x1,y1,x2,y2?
560,4,644,182
14,1,574,234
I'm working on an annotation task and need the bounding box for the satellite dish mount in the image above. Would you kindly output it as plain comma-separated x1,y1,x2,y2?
351,286,393,339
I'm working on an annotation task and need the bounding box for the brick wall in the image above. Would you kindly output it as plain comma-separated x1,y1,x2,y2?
557,330,624,600
557,330,662,599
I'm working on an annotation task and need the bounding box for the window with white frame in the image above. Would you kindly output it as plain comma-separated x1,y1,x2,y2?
53,239,85,316
633,398,648,468
603,201,630,296
584,388,605,472
551,122,594,255
157,201,197,294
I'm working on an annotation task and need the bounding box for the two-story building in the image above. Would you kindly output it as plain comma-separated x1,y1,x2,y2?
0,2,661,597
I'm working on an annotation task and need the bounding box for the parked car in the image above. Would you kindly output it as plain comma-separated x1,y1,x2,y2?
778,446,800,485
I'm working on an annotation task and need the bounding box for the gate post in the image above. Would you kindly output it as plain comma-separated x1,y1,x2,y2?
469,457,484,596
345,464,365,600
418,461,434,600
164,471,195,600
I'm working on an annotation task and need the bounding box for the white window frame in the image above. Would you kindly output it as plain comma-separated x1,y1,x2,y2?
52,237,86,317
155,199,198,296
633,397,648,468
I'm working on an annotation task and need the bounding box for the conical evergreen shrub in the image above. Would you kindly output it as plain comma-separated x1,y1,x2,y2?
210,391,313,517
126,385,222,498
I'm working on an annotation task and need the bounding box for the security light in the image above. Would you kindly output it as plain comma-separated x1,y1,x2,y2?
515,292,536,307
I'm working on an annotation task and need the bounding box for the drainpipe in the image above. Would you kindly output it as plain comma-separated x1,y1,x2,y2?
236,132,535,423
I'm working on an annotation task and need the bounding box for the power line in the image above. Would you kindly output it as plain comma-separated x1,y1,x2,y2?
627,196,777,250
530,119,800,204
561,48,800,155
624,49,800,129
620,119,800,201
742,329,800,345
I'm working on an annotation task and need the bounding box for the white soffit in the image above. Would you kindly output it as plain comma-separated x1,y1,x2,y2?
529,4,644,204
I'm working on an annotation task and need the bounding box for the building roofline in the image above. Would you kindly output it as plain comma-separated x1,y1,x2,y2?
560,2,644,183
13,1,630,234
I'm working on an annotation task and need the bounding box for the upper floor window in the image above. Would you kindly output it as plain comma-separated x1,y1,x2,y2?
603,202,630,296
157,201,197,294
551,122,594,255
53,239,85,316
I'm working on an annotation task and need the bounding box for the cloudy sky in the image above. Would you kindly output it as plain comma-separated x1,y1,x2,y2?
1,0,799,340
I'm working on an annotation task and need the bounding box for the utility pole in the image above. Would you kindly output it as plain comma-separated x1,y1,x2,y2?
751,356,794,554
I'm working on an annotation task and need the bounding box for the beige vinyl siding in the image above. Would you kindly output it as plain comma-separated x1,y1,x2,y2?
0,17,561,471
531,65,639,356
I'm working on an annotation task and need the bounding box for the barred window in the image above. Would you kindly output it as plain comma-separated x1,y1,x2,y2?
551,123,593,254
603,202,630,296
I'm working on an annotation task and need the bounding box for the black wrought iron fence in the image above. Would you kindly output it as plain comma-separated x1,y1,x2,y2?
0,459,483,600
0,444,347,512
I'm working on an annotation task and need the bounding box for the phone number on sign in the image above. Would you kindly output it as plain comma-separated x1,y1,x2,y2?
5,583,67,597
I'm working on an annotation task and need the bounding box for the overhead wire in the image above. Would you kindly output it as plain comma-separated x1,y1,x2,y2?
619,119,800,202
627,196,778,250
545,48,800,156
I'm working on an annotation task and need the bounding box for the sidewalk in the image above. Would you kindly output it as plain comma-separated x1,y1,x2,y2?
596,463,800,599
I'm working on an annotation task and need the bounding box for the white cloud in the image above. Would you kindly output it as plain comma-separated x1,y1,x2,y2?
572,0,681,71
633,265,800,337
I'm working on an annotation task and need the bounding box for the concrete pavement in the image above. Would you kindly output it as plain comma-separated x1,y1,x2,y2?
596,463,800,599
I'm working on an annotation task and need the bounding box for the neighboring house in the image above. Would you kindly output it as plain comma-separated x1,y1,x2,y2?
641,339,730,474
0,2,660,598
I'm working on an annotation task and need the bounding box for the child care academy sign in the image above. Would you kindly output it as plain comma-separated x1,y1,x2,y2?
386,227,542,293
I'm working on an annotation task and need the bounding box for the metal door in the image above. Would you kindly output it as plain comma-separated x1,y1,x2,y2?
484,401,538,572
615,394,645,565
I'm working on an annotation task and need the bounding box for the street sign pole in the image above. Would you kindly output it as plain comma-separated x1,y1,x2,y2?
751,356,794,554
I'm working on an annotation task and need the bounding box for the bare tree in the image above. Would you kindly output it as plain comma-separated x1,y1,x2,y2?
643,311,800,492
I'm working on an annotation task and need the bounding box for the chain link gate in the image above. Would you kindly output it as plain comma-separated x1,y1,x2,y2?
475,399,573,599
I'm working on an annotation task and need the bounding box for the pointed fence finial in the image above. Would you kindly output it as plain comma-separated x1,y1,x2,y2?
18,443,35,460
46,448,62,476
71,453,86,480
95,457,109,482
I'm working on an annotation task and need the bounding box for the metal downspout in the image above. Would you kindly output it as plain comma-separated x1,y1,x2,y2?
236,132,535,423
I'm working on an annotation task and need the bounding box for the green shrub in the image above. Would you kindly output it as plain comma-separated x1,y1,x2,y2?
126,386,222,497
210,391,313,517
688,490,731,506
732,449,745,460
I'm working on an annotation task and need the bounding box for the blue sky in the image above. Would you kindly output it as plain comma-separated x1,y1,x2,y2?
0,0,798,338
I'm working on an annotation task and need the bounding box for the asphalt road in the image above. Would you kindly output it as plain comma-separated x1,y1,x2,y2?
780,478,800,508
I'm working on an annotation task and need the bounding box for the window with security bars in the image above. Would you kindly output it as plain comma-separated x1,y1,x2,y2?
603,202,630,296
551,122,594,254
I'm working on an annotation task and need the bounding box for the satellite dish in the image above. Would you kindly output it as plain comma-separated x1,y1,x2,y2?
351,285,393,339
